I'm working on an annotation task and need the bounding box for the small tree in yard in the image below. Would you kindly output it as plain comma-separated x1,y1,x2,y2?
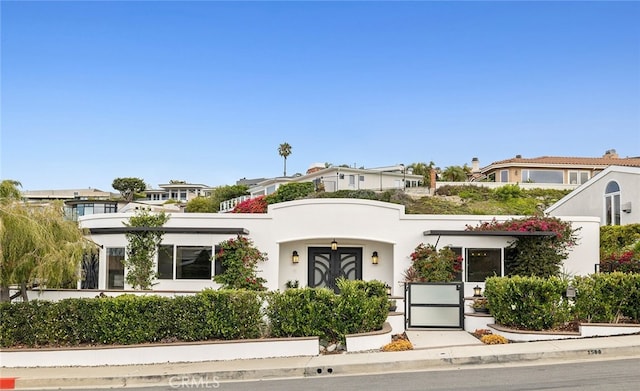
112,177,147,202
123,209,170,289
214,235,267,290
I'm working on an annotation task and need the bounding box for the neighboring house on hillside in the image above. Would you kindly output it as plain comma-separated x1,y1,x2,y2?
470,150,640,188
142,182,214,205
546,165,640,226
75,199,599,295
21,188,120,221
220,163,423,212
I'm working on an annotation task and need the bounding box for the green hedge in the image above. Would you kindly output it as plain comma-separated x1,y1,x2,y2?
573,272,640,323
484,276,572,330
265,279,389,342
485,274,640,330
0,291,263,348
265,287,338,341
0,281,388,348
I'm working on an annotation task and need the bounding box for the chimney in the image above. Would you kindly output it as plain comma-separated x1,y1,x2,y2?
603,149,619,159
430,168,437,190
471,157,480,173
515,154,522,159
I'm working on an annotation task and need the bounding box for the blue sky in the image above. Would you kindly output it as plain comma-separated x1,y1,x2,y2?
1,1,639,192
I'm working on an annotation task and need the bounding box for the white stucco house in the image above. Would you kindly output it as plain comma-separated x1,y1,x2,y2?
78,198,599,297
219,164,424,212
546,165,640,226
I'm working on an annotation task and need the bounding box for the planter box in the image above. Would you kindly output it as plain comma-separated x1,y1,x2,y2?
0,336,319,368
488,323,640,342
345,322,392,353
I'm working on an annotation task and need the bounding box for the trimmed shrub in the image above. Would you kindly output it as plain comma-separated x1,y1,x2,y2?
335,279,389,335
199,289,264,340
0,290,264,348
573,272,640,323
485,276,572,330
264,287,338,342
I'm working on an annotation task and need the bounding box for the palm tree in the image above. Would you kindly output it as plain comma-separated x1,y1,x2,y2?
278,142,292,176
0,179,22,201
408,162,435,187
441,166,468,182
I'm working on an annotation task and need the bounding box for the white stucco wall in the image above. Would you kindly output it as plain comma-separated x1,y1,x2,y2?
546,167,640,226
80,199,600,295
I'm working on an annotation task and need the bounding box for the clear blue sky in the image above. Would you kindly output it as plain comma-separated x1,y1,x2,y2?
1,1,639,192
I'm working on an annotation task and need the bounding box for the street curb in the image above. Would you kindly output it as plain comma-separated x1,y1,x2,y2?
10,338,640,389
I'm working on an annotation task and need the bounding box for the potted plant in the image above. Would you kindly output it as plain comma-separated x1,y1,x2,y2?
388,299,397,312
470,297,489,313
285,280,299,289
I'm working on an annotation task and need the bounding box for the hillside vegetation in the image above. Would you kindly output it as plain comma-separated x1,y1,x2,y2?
406,184,571,215
309,184,571,215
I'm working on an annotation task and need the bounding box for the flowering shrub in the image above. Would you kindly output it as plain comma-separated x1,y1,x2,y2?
600,251,640,273
403,244,462,282
381,339,413,351
213,235,267,290
480,334,508,345
467,215,576,243
466,216,579,278
232,195,268,213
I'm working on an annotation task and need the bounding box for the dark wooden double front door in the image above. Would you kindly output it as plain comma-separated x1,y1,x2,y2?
308,247,362,292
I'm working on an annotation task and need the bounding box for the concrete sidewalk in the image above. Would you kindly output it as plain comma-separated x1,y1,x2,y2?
3,332,640,389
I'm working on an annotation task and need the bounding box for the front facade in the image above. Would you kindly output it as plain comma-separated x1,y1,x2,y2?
474,151,640,186
546,166,640,226
79,199,599,296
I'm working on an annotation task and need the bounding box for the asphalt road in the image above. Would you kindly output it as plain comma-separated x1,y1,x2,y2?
31,356,640,391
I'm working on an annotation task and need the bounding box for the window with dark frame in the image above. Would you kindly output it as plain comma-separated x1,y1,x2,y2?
466,248,501,282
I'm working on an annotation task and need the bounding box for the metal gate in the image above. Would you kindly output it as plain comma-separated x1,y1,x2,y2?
405,282,464,329
308,247,362,293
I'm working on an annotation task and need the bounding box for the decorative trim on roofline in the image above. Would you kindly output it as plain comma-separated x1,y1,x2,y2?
88,227,249,235
423,230,556,237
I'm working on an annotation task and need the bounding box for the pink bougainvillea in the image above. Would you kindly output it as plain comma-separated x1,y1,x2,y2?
232,195,268,213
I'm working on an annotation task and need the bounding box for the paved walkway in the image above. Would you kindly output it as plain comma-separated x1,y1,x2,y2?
2,332,640,389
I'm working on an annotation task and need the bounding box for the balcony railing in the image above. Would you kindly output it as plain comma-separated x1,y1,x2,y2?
219,195,252,213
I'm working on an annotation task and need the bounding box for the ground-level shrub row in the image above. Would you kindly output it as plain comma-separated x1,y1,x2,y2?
0,280,388,348
485,272,640,330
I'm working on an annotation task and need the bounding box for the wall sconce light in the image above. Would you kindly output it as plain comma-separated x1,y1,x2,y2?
473,285,482,297
292,251,299,263
331,240,338,250
385,284,391,296
372,251,379,264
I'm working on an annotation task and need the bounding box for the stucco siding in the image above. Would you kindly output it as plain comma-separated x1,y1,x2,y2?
80,199,600,295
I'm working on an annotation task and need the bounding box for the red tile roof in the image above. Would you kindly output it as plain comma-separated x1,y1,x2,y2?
487,156,640,168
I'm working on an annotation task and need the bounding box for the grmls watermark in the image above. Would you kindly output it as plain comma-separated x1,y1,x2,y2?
169,375,220,389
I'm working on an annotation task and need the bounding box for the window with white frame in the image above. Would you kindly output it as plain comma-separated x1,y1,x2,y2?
500,170,509,182
605,181,621,226
569,171,590,185
521,170,563,184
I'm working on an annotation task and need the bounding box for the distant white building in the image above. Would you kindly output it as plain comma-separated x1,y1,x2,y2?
220,163,423,212
143,182,214,205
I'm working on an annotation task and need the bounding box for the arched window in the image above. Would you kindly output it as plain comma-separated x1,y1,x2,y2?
604,181,621,225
